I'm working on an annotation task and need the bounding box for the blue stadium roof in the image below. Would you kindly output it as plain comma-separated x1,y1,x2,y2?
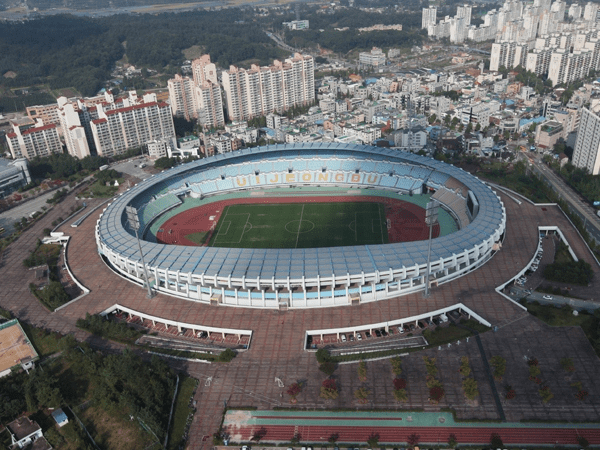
97,143,504,282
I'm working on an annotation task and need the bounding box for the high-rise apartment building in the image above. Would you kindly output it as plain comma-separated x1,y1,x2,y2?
573,105,600,175
90,97,175,158
222,53,314,122
490,41,529,70
57,96,91,159
6,121,62,160
167,55,224,128
168,74,197,121
197,81,225,128
422,6,437,29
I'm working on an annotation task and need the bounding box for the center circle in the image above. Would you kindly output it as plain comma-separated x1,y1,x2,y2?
285,220,315,234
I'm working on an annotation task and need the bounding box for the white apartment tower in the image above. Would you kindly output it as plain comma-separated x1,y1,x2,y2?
584,2,598,22
490,41,529,71
167,55,224,128
573,106,600,175
196,81,225,128
222,53,315,122
57,97,91,159
168,74,197,121
6,121,62,160
422,6,437,29
90,97,175,158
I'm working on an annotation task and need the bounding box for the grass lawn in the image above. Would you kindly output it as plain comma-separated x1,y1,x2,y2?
20,322,62,357
554,241,574,264
78,405,159,450
167,376,197,450
209,202,389,249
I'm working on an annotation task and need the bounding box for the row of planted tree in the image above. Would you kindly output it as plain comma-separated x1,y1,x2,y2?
291,350,590,406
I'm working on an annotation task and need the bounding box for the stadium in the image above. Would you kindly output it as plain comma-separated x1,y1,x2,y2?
95,143,506,309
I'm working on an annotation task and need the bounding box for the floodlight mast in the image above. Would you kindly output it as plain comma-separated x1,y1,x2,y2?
125,206,155,299
423,200,439,298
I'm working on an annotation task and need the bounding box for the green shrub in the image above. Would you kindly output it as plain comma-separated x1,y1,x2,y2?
217,348,236,362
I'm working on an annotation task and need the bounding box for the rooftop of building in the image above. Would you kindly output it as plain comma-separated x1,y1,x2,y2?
6,416,41,441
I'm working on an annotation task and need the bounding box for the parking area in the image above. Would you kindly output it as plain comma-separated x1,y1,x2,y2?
308,308,472,351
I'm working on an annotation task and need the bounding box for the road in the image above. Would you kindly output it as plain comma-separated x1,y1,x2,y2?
265,31,296,53
529,155,600,243
0,190,61,235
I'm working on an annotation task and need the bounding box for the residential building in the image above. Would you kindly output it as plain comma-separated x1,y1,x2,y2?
197,80,225,127
394,127,428,149
57,96,91,159
422,6,437,29
147,139,171,159
359,47,387,67
168,74,197,121
490,41,528,71
25,103,60,126
283,19,309,30
90,98,175,158
6,120,62,160
222,53,315,122
6,416,49,449
572,105,600,174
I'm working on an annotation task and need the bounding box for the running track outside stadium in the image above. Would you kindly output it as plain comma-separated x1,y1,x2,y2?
155,195,441,247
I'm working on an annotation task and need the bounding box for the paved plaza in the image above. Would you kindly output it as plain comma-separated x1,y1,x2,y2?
1,187,600,448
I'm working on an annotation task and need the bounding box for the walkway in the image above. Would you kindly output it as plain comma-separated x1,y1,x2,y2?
0,187,600,449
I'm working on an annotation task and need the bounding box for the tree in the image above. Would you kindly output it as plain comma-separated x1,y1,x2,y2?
154,157,178,170
286,382,302,402
357,360,367,381
328,433,339,444
390,357,402,376
407,433,420,448
315,348,331,363
354,387,370,404
366,432,379,447
490,433,503,448
320,379,339,399
447,434,458,448
490,356,506,380
428,113,437,124
459,356,471,377
578,436,590,449
319,361,337,376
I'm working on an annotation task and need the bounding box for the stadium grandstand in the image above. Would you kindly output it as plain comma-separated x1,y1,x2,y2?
96,143,506,309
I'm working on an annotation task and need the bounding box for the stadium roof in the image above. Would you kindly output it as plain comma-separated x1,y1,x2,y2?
97,143,504,282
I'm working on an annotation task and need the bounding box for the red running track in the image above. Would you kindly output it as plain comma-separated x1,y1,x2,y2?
223,423,600,446
156,196,440,247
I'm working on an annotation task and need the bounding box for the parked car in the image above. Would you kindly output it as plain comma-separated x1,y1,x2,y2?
356,333,362,341
374,329,382,337
365,331,372,339
397,326,405,334
340,334,346,342
543,295,553,300
381,329,388,336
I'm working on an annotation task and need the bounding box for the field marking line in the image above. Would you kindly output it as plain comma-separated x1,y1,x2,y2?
237,213,251,244
295,204,305,249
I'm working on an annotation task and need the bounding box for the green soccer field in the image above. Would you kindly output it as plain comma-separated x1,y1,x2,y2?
209,202,389,249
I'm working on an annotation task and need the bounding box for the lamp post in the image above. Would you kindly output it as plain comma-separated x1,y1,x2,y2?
125,206,155,299
424,200,439,298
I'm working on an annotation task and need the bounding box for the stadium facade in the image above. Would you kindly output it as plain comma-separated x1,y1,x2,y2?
96,143,506,309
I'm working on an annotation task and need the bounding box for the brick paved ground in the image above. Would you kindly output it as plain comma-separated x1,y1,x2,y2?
1,189,600,449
